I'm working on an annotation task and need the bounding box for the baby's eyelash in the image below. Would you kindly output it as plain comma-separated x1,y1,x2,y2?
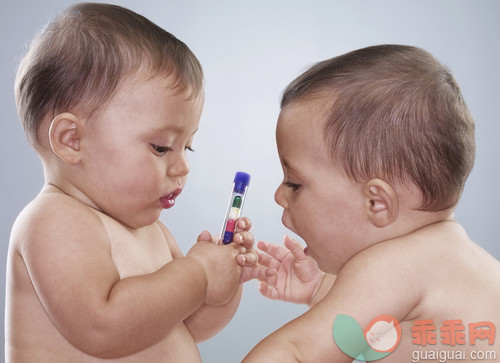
151,144,195,155
151,144,172,155
284,181,301,191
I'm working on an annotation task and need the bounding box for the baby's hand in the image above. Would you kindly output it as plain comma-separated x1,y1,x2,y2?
187,235,244,306
257,236,326,305
232,217,259,282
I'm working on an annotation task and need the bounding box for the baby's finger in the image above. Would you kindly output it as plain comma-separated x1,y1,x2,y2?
259,281,279,300
236,217,252,232
239,264,275,283
258,240,290,262
233,231,254,249
229,242,247,256
257,250,281,270
236,250,259,266
197,230,213,243
256,240,269,251
283,235,307,258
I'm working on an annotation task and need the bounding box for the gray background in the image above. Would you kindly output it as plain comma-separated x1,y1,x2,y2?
2,0,499,361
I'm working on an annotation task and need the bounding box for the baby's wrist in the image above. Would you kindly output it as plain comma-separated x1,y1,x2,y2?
183,256,209,296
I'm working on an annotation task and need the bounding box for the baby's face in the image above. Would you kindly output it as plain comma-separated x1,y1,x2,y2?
76,72,203,228
274,98,371,274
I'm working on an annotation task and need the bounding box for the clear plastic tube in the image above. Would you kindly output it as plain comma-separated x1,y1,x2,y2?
219,171,251,244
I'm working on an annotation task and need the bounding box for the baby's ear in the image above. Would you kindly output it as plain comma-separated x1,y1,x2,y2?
363,178,399,227
48,112,82,165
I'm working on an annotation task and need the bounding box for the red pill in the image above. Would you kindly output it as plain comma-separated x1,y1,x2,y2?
225,219,236,233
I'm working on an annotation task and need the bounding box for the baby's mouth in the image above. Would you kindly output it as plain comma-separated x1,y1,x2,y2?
160,188,182,209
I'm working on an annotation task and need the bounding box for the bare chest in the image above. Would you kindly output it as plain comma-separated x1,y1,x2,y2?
99,217,173,279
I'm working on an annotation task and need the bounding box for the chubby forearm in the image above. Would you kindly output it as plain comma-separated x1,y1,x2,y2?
185,285,243,342
69,256,208,358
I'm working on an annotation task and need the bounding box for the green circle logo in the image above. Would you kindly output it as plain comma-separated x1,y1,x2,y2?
332,314,402,361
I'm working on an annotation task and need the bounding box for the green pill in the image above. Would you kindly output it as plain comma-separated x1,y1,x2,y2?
232,196,242,208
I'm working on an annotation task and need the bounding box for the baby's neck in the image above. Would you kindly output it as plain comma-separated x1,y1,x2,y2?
386,207,455,242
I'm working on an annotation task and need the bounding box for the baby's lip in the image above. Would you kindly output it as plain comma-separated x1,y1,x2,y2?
160,188,182,209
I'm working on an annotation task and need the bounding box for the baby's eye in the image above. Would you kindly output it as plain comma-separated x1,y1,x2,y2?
185,146,195,152
151,144,172,155
284,181,301,191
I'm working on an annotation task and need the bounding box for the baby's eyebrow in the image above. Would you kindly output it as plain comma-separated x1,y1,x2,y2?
151,125,182,134
150,126,199,136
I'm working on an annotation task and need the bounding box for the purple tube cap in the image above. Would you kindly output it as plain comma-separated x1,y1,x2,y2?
233,171,251,193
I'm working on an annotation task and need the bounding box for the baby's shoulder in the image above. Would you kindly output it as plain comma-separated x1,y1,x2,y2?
24,189,100,224
352,220,471,266
335,222,467,295
11,188,106,251
328,234,429,325
330,221,499,330
340,220,499,299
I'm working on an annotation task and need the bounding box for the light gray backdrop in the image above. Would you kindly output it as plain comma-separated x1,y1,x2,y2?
2,0,499,361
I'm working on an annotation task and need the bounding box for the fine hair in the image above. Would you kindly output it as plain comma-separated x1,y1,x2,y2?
15,2,204,147
281,44,475,211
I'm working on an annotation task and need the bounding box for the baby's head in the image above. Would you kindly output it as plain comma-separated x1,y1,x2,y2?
15,2,203,150
15,3,204,228
280,44,475,212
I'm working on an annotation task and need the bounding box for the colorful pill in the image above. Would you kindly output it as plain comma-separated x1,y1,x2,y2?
229,207,240,220
223,219,236,244
225,219,236,233
232,196,242,208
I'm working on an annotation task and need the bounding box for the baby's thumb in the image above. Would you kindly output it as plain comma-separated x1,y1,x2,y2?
197,230,213,243
284,235,305,256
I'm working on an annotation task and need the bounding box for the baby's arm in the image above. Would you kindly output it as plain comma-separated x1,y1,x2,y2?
244,239,423,362
254,236,334,307
21,198,243,358
182,218,257,342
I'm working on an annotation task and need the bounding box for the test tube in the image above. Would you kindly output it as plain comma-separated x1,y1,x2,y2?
219,171,251,244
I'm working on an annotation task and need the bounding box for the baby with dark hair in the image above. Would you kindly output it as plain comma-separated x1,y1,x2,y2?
245,45,499,362
7,3,256,361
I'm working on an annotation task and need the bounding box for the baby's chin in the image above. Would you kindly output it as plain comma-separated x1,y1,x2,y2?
108,209,161,230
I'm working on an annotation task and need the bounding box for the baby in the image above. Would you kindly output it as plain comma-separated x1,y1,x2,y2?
6,3,255,361
245,44,500,362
